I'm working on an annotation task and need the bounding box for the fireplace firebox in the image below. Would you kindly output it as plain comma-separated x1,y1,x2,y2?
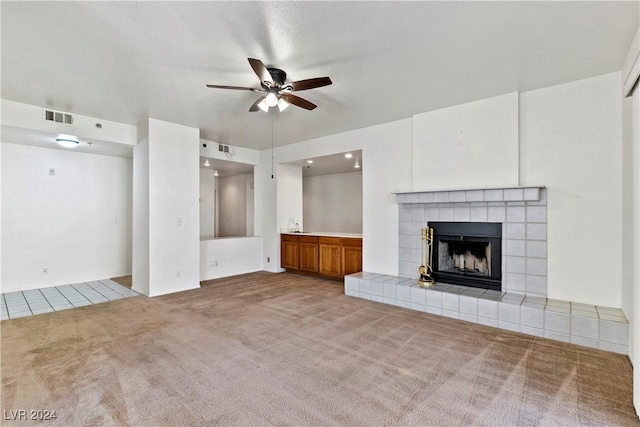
429,222,502,291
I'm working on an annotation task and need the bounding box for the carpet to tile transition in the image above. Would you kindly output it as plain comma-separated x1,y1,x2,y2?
1,272,637,426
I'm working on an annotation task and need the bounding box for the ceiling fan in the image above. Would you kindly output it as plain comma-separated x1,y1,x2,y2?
206,58,332,112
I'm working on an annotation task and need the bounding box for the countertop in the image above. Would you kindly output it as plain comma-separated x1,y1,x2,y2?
280,231,363,238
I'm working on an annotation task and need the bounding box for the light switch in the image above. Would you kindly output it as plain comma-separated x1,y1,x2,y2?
176,217,182,226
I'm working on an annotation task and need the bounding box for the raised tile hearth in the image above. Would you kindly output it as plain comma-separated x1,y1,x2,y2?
344,272,629,355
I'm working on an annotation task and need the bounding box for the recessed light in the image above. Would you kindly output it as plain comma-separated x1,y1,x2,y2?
354,160,360,169
345,153,353,159
307,160,313,164
204,159,210,167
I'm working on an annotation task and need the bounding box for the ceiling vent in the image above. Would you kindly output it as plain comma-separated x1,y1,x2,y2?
43,108,73,125
218,144,229,153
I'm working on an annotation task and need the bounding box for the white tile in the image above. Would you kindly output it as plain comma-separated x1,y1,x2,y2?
449,191,466,202
506,206,525,223
487,206,506,222
382,297,396,306
370,280,384,296
459,295,478,315
506,223,526,239
599,341,628,355
600,320,629,345
470,207,488,222
410,303,425,312
439,208,453,221
498,303,520,324
433,192,449,203
370,295,384,303
345,288,359,297
454,207,470,221
520,325,544,338
478,299,498,319
425,290,442,308
499,321,520,332
526,223,547,240
545,311,570,334
383,282,397,298
521,306,544,329
466,190,484,202
506,256,526,274
410,286,426,305
571,315,599,339
503,188,523,201
424,306,442,316
525,275,547,295
397,284,412,302
527,206,547,223
523,188,540,201
527,258,547,276
484,189,503,202
506,239,526,257
419,192,434,203
459,313,478,324
406,193,420,203
442,309,459,319
344,276,359,292
359,279,371,294
478,317,498,328
396,300,412,309
504,273,525,293
571,336,599,350
526,241,547,258
441,293,459,312
544,330,570,343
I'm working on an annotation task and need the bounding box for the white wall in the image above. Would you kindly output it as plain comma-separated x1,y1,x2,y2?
218,174,251,237
199,168,216,238
132,137,150,296
412,92,519,190
1,143,132,292
133,118,200,297
277,163,304,233
200,236,262,280
303,171,363,233
520,73,623,306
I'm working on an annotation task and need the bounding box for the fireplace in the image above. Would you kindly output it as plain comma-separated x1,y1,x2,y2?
430,222,502,291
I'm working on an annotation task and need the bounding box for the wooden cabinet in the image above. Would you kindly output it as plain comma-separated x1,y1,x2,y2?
280,234,362,279
319,237,342,278
299,236,319,273
341,238,363,277
281,234,300,270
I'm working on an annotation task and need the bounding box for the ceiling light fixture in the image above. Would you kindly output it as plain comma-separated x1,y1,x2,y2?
354,160,360,169
307,160,313,164
345,153,353,159
258,99,269,112
277,98,289,112
265,91,278,107
55,134,80,148
214,170,219,177
204,159,210,167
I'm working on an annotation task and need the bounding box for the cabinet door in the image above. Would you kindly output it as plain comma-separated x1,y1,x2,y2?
281,235,299,270
319,241,342,278
299,236,319,273
342,245,362,276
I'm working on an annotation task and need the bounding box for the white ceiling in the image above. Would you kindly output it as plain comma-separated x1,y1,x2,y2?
2,1,638,153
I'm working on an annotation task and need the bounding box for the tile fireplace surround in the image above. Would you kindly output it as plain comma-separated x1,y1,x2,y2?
344,187,629,355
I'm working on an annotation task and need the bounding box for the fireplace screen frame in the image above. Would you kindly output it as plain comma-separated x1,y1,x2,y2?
429,221,502,291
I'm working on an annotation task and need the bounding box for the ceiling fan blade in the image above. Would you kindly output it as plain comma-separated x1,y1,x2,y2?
280,93,317,110
206,84,259,91
248,58,274,86
289,77,332,91
249,95,266,112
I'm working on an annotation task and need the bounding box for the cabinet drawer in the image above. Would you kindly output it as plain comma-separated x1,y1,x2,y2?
341,237,362,247
282,234,299,242
300,235,319,244
318,236,341,245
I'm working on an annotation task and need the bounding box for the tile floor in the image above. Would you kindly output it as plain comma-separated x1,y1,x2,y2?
1,279,140,320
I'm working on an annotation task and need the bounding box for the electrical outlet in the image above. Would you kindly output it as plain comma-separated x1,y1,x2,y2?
176,217,182,226
215,260,219,267
176,271,181,278
49,168,55,176
42,267,48,274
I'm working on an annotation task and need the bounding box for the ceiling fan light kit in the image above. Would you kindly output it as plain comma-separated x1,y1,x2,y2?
207,58,332,112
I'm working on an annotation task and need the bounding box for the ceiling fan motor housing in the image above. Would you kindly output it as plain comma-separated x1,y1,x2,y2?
266,68,287,88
